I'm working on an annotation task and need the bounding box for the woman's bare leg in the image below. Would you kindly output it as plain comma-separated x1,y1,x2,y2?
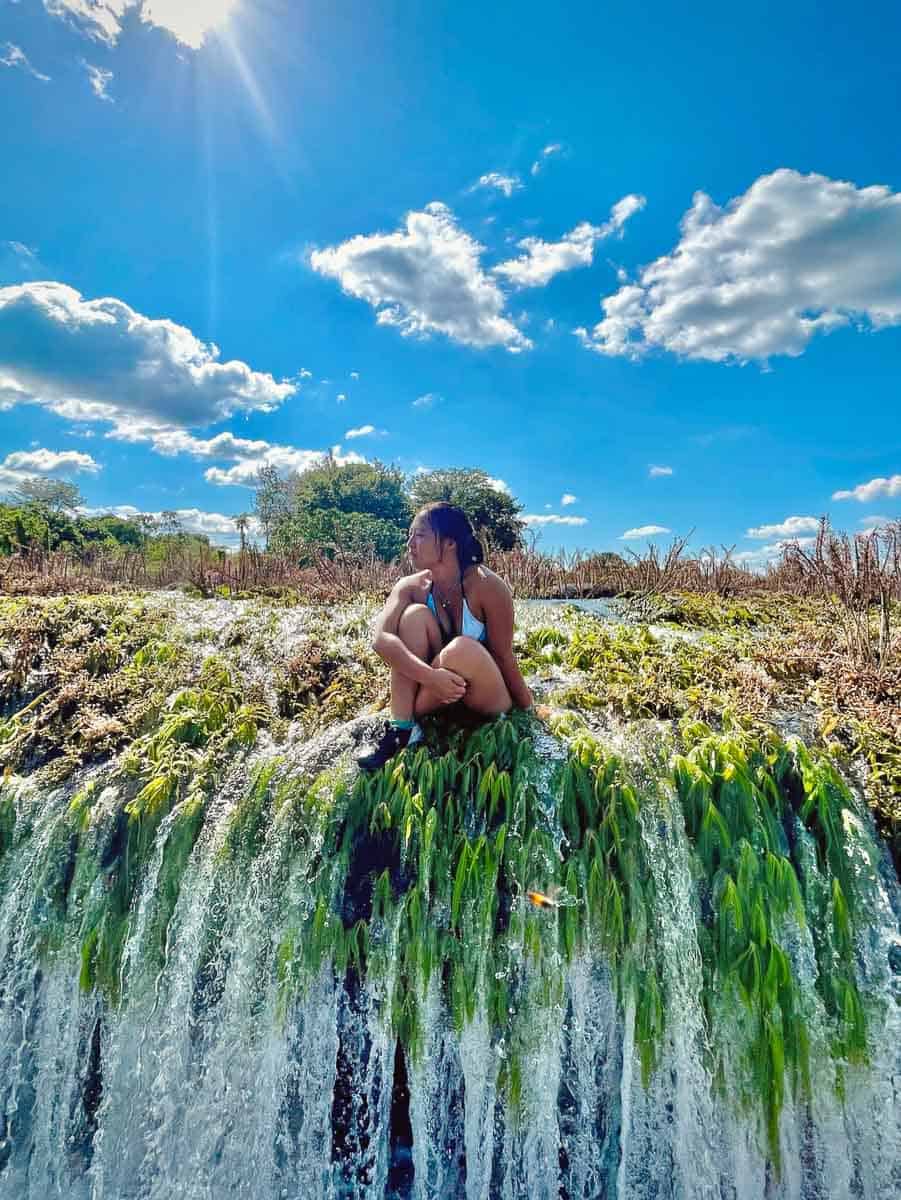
415,637,512,719
391,604,444,720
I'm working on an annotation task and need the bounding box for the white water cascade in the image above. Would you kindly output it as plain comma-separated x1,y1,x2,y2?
0,725,898,1200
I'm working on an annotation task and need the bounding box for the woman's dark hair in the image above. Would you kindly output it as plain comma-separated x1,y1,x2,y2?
418,502,484,574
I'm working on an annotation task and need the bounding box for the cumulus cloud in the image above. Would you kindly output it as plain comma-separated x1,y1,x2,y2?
108,427,365,488
494,195,645,289
349,371,359,380
561,493,578,505
1,42,51,82
746,515,821,539
412,392,439,408
577,169,901,363
523,513,588,527
336,393,346,403
299,368,313,379
473,173,522,198
619,524,671,539
530,143,563,177
832,473,901,502
649,465,673,477
81,60,113,101
310,203,531,352
733,537,816,567
486,476,511,495
44,1,127,44
45,0,238,49
859,514,894,530
345,424,377,439
0,282,295,433
80,504,258,546
0,447,101,488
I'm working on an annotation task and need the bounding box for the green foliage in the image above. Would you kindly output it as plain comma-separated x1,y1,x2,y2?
0,501,208,560
258,459,411,560
409,467,525,551
8,477,85,514
674,721,879,1167
0,596,187,781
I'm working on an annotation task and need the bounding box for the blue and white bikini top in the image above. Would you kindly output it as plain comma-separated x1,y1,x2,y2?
426,586,487,643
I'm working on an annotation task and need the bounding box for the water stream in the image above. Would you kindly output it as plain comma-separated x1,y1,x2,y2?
0,605,898,1200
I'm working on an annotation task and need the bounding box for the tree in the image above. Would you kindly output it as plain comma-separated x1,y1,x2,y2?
9,477,84,514
254,464,291,550
409,468,525,551
256,459,411,561
292,460,410,527
235,512,252,554
78,514,145,552
158,510,184,538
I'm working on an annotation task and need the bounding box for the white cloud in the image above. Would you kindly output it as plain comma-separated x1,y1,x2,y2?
1,42,51,82
3,448,100,474
412,392,439,408
530,143,563,176
80,504,258,545
561,493,577,505
733,536,817,567
310,202,531,352
45,0,239,49
345,424,376,439
0,282,295,433
577,169,901,363
493,195,645,289
859,514,894,530
486,476,511,495
0,447,101,488
108,427,365,488
648,465,673,477
523,513,588,527
350,371,359,380
44,1,127,44
82,59,113,101
3,241,37,264
619,524,671,539
473,172,523,199
336,392,346,403
746,515,821,539
832,473,901,502
299,368,313,379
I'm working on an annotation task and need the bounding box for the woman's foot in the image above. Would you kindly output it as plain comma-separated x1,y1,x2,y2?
357,721,416,771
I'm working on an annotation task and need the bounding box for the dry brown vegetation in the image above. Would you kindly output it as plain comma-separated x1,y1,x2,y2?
2,519,899,666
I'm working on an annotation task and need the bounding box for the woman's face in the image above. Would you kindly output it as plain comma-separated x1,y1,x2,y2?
407,515,448,569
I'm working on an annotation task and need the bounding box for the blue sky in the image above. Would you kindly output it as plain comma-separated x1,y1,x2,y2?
1,0,899,560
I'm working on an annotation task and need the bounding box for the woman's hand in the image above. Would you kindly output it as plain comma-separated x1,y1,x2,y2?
429,666,467,704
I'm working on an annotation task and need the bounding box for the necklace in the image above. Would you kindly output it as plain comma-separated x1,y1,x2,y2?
432,579,462,613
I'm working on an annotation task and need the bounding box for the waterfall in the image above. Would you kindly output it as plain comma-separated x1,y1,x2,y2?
0,703,898,1199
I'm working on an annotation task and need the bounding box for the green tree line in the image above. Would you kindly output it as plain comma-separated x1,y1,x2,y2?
1,462,528,563
255,460,526,560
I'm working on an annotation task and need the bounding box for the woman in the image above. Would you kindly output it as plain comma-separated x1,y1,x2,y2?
357,502,533,770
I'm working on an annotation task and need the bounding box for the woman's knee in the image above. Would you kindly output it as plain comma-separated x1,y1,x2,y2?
436,636,485,671
398,603,432,642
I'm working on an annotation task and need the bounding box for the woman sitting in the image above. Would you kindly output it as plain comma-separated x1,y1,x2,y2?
357,502,533,770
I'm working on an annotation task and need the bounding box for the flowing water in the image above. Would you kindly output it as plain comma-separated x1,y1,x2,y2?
0,611,898,1199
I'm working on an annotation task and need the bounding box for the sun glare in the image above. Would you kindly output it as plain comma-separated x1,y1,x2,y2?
140,0,241,49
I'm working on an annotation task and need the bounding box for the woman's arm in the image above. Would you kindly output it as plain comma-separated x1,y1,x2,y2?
480,573,533,709
371,574,439,686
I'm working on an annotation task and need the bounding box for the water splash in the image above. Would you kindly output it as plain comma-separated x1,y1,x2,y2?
0,709,897,1200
